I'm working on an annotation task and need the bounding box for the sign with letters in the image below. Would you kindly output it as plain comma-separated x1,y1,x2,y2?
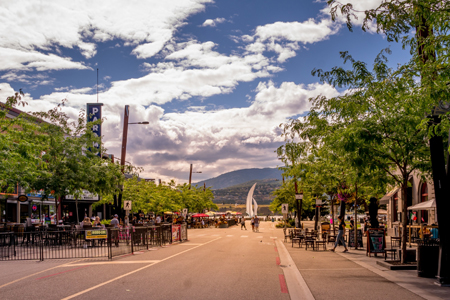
85,229,107,240
281,203,288,214
86,103,103,155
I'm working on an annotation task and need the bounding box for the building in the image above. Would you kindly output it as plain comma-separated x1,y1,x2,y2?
379,171,436,234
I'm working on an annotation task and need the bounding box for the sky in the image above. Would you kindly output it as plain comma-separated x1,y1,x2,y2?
0,0,411,184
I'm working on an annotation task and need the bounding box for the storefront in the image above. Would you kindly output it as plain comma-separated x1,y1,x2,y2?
380,172,436,235
62,190,100,223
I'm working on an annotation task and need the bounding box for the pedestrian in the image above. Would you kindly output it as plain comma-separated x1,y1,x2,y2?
156,215,161,224
110,214,120,228
350,216,354,230
251,217,255,232
241,217,247,230
254,215,260,232
330,216,348,252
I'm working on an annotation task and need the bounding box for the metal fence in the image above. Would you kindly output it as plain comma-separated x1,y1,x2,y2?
0,224,188,261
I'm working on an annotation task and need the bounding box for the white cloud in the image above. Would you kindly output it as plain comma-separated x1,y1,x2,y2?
254,19,338,44
0,47,90,72
0,0,213,70
244,18,339,63
201,17,227,27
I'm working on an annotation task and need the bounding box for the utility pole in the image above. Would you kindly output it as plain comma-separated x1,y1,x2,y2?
189,164,193,190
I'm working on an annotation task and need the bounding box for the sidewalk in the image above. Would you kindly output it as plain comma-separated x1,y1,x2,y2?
280,229,450,300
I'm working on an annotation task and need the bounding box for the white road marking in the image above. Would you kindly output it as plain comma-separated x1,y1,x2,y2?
61,237,222,300
276,239,315,300
270,237,278,239
226,235,233,237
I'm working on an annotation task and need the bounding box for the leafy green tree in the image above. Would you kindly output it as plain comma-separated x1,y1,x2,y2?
0,91,49,195
327,0,450,274
298,51,429,258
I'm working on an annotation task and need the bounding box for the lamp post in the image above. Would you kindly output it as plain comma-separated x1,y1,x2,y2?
188,164,202,190
116,105,149,220
295,190,303,228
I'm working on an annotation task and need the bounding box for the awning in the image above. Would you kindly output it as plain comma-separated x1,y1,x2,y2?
378,209,388,215
407,199,436,210
379,187,400,204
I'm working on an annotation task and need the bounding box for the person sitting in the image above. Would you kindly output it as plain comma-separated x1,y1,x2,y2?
430,224,439,239
93,216,102,227
81,217,92,228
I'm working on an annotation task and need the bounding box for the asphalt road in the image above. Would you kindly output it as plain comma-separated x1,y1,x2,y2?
0,221,289,300
0,221,438,300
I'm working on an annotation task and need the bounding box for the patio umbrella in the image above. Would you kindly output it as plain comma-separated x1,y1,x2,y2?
192,213,209,218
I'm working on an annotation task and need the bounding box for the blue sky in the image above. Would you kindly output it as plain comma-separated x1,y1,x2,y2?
0,0,410,184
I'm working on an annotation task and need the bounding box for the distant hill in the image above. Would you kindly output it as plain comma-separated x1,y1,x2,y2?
212,178,282,205
194,167,283,190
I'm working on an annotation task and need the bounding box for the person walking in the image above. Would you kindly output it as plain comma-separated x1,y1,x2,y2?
330,216,348,252
254,215,260,232
251,217,255,232
241,218,247,230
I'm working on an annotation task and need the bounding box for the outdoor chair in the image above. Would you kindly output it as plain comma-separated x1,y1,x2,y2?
385,248,397,261
391,236,401,248
283,228,291,243
315,238,327,251
305,236,316,250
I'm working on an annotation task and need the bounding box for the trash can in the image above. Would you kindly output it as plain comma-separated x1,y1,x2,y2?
417,239,439,278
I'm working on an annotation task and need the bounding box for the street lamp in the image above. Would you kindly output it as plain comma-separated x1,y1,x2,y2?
188,163,202,190
117,105,148,219
295,191,303,228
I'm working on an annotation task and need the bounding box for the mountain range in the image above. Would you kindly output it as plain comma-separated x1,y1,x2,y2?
194,167,283,190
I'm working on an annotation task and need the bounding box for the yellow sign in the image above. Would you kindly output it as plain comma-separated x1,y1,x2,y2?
85,229,107,240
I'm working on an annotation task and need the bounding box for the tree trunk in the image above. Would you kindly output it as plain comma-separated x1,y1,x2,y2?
401,179,408,264
354,183,358,250
76,197,79,224
331,195,336,234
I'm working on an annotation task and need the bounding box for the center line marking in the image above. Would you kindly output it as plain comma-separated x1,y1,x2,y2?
61,237,221,300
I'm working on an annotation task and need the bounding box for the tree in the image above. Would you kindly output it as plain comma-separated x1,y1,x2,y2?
0,91,49,195
301,51,430,259
328,0,450,278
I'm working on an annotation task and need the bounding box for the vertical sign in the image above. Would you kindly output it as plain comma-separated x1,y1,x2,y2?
86,103,103,155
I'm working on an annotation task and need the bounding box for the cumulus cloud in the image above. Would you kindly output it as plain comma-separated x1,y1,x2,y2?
201,17,227,27
0,0,213,70
244,18,339,62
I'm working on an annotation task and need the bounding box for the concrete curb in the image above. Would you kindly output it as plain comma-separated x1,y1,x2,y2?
276,239,315,300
